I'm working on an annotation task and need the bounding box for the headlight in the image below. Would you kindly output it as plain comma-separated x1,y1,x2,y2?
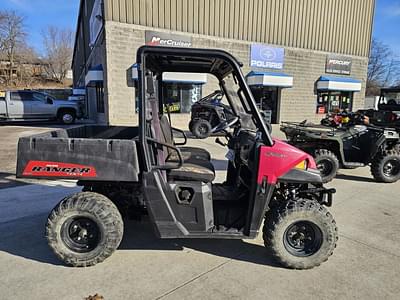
294,160,307,170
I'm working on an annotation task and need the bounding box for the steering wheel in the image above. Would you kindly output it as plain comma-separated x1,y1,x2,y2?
211,117,239,133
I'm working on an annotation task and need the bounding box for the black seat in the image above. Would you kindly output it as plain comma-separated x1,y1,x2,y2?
168,157,216,183
159,115,211,161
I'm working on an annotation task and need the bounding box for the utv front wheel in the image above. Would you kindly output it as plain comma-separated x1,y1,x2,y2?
371,150,400,183
46,192,124,267
263,199,338,269
314,149,339,183
191,119,211,139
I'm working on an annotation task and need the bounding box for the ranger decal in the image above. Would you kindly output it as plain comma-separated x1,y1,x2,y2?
23,161,97,177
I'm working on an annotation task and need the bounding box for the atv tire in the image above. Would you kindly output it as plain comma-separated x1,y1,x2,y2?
314,149,339,183
188,120,194,132
371,150,400,183
46,192,124,267
191,119,212,139
263,199,338,269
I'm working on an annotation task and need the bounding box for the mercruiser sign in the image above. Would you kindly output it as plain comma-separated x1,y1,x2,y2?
250,44,285,70
145,31,192,47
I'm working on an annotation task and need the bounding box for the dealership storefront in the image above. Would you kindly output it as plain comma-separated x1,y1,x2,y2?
121,31,363,124
72,0,372,126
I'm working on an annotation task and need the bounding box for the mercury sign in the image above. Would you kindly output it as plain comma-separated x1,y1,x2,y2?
250,44,284,69
145,31,192,47
326,54,352,75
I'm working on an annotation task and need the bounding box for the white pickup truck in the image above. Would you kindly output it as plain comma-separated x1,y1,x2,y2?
0,90,82,124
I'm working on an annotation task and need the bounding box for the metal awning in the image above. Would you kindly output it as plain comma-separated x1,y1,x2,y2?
246,71,293,87
129,64,207,84
85,65,103,86
317,76,361,92
72,88,86,95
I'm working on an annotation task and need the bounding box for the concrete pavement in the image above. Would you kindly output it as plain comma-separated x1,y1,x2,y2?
0,125,399,299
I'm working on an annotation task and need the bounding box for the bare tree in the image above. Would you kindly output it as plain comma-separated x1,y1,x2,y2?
0,10,27,85
42,26,73,83
367,38,400,95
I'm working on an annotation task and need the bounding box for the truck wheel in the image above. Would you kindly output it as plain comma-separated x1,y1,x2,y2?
371,150,400,183
263,199,338,269
46,192,124,267
192,119,211,139
314,149,339,183
58,110,76,124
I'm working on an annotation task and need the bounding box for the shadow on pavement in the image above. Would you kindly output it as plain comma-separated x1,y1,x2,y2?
119,219,282,268
0,214,280,268
0,213,63,266
0,172,30,189
335,174,376,183
211,159,228,171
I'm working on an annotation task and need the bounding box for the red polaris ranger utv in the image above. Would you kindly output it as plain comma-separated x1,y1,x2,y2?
16,46,337,269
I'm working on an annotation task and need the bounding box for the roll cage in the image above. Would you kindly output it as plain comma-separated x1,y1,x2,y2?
136,46,273,171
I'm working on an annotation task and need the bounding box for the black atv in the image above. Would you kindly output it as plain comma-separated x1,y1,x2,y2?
281,112,400,183
189,90,237,139
357,109,400,128
189,90,272,139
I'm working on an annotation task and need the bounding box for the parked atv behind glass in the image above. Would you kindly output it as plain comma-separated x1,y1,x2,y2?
189,90,272,138
189,90,237,139
281,111,400,183
17,46,337,269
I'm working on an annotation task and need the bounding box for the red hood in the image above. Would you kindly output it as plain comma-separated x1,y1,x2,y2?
257,138,317,184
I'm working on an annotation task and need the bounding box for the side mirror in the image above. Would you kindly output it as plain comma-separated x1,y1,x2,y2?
46,97,53,104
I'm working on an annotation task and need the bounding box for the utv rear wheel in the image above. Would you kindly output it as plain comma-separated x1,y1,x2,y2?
314,149,339,183
263,199,338,269
46,192,124,267
371,150,400,183
191,119,211,139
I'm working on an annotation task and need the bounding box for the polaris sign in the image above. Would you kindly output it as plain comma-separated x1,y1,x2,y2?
250,44,284,69
326,54,352,75
145,31,192,47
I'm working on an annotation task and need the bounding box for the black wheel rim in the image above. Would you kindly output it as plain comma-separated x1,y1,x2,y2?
198,124,208,135
317,160,333,177
383,159,400,178
61,217,101,253
283,221,323,257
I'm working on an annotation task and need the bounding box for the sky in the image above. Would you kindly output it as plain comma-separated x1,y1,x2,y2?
1,0,399,56
1,0,80,55
373,0,400,54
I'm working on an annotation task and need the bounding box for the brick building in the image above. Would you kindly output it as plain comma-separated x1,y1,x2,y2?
72,0,375,125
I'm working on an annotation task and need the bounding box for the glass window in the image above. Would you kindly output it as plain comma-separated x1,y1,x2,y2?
11,92,32,101
316,91,353,114
33,92,47,101
161,83,202,113
96,83,105,113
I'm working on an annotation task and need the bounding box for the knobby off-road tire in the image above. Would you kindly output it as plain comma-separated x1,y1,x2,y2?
314,149,340,183
263,199,338,269
46,192,124,267
191,119,212,139
188,120,194,132
371,150,400,183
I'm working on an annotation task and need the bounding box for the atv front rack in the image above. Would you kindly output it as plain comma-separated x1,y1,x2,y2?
280,121,337,140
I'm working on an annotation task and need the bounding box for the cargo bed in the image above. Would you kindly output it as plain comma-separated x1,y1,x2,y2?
16,125,141,182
